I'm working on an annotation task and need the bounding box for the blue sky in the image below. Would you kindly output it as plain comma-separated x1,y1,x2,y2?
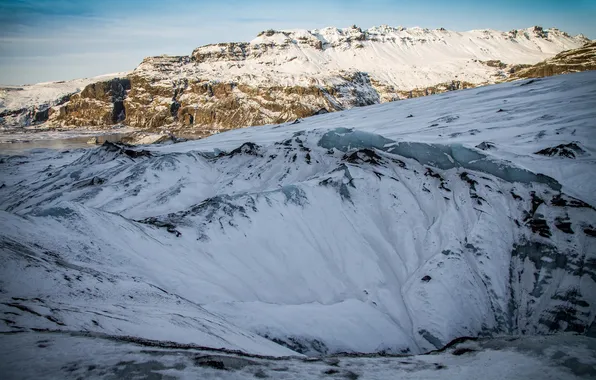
1,0,594,85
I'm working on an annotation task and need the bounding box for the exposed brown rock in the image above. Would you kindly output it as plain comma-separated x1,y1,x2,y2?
510,41,596,79
55,78,130,127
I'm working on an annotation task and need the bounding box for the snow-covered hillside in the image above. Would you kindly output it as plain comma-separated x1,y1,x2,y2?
1,333,593,379
1,72,595,358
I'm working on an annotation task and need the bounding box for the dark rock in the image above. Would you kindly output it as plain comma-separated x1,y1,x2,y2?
460,172,478,190
73,176,105,188
433,336,478,353
526,216,552,238
418,329,443,349
343,148,383,166
137,218,182,237
452,347,476,356
123,148,152,159
225,142,262,157
32,107,50,124
535,142,585,159
520,79,539,86
170,101,181,119
523,193,551,238
554,217,574,234
267,335,329,356
475,141,495,150
101,141,152,159
529,192,544,214
551,194,593,209
198,360,226,370
424,168,442,179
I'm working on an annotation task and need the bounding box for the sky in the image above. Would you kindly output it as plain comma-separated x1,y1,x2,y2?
0,0,595,85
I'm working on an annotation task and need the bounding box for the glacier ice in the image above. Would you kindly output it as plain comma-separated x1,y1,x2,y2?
319,128,562,190
317,127,393,152
1,72,595,359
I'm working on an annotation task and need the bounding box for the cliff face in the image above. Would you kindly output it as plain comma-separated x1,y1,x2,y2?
510,41,596,79
117,64,378,134
54,78,131,126
1,25,591,133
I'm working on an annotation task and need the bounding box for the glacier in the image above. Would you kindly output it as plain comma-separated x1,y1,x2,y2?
0,72,595,374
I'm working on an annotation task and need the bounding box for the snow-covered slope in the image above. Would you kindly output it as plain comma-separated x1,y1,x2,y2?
1,72,595,357
1,332,594,380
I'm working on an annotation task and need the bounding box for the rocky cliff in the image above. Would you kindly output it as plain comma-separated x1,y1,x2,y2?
0,25,590,134
510,40,596,79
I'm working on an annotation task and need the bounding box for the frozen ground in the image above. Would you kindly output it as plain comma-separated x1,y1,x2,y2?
0,332,594,379
0,72,595,370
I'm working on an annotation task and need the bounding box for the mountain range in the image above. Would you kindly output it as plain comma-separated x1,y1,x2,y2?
0,25,592,136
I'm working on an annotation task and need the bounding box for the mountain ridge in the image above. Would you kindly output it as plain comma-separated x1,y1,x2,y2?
0,25,591,135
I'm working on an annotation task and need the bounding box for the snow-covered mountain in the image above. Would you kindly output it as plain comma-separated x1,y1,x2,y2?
1,72,595,358
0,25,590,133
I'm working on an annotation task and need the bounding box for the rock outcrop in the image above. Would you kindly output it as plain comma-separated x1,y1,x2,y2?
55,78,130,126
510,41,596,79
